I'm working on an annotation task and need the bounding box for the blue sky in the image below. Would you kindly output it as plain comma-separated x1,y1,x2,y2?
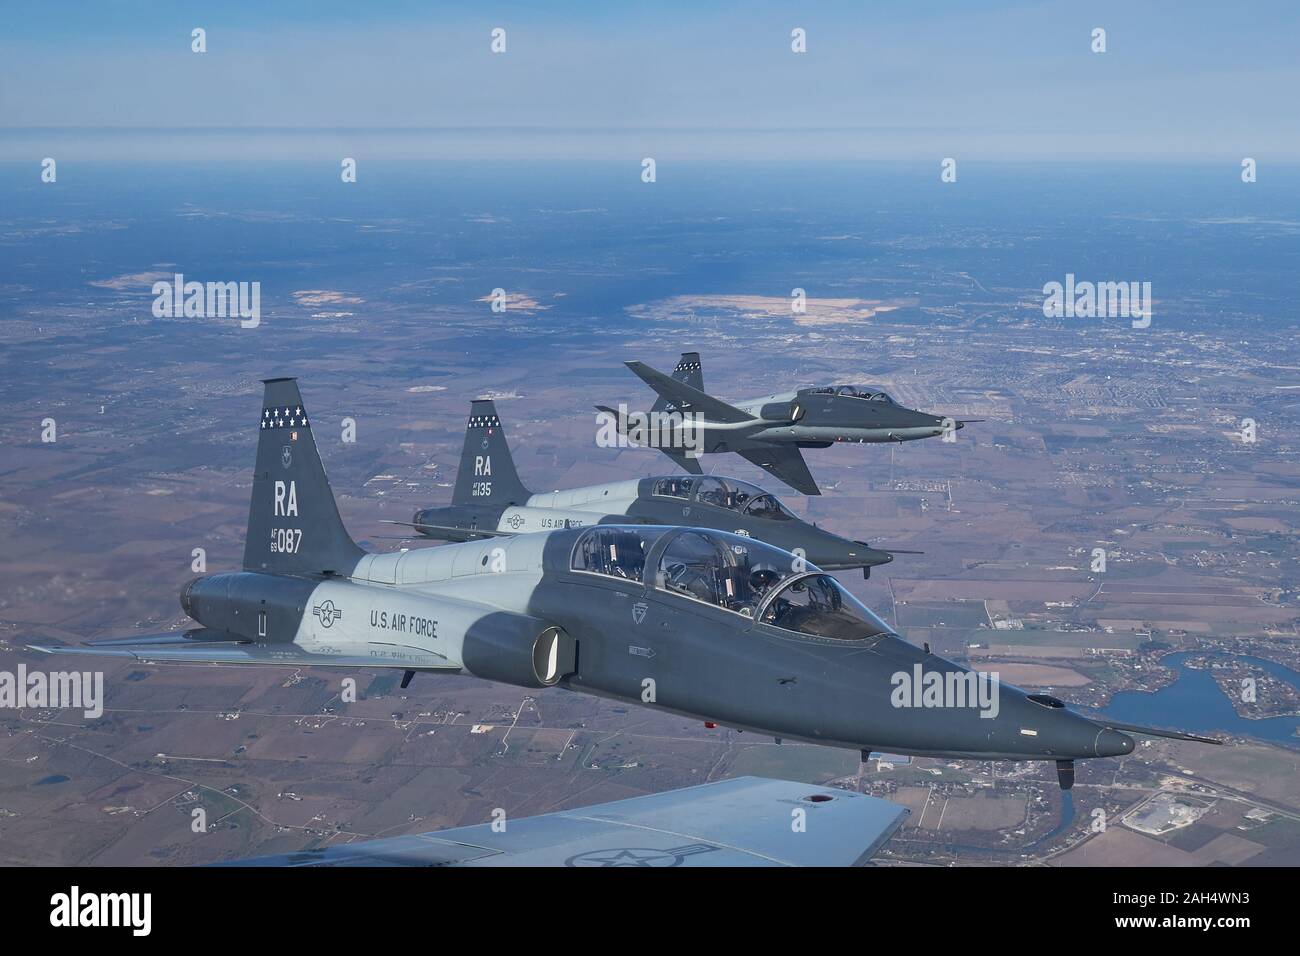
3,0,1297,161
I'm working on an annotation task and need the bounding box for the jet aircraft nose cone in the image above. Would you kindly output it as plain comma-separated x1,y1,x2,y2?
825,543,893,569
1095,727,1135,757
864,550,894,568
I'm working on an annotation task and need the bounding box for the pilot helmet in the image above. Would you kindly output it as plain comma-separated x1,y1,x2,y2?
749,564,782,591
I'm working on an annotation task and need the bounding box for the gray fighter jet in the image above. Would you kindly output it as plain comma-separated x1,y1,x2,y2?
600,352,977,495
30,378,1216,792
398,398,909,577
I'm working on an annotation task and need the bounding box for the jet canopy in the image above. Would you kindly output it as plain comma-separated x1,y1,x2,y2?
758,573,891,641
569,526,891,641
801,384,895,403
651,475,796,521
571,526,806,613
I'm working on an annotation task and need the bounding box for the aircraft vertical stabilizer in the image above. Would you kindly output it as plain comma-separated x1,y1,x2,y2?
452,399,532,506
244,378,364,575
650,351,705,413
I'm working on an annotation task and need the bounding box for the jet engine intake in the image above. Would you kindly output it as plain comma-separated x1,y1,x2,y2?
462,614,577,688
759,401,805,422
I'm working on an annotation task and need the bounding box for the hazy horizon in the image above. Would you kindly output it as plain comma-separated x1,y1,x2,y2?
4,0,1298,161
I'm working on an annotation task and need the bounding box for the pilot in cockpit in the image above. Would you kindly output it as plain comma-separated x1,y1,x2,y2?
697,482,729,509
759,572,801,626
604,531,646,579
749,564,781,598
729,563,781,617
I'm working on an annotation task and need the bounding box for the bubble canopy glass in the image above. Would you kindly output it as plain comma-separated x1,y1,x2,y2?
650,476,795,520
651,476,696,500
741,493,794,520
757,573,891,641
569,526,669,582
652,529,809,617
568,527,890,639
804,385,895,403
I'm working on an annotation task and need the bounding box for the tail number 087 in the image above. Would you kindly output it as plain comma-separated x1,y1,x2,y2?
271,528,303,553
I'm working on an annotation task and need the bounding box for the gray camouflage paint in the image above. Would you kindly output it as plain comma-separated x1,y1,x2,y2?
32,378,1220,785
601,351,973,494
412,396,897,576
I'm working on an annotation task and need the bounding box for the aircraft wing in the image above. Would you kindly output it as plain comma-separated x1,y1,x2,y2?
736,443,822,496
624,361,753,424
27,628,458,671
379,519,512,540
220,776,908,867
416,524,512,540
657,448,705,475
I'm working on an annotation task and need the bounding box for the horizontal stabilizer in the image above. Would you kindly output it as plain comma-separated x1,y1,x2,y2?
596,405,705,476
594,404,628,429
412,524,512,540
220,776,908,867
29,628,246,655
380,518,510,538
28,630,457,671
624,361,752,424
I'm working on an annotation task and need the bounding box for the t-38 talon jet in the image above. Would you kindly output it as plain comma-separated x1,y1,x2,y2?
600,351,978,495
29,378,1215,793
393,398,910,577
